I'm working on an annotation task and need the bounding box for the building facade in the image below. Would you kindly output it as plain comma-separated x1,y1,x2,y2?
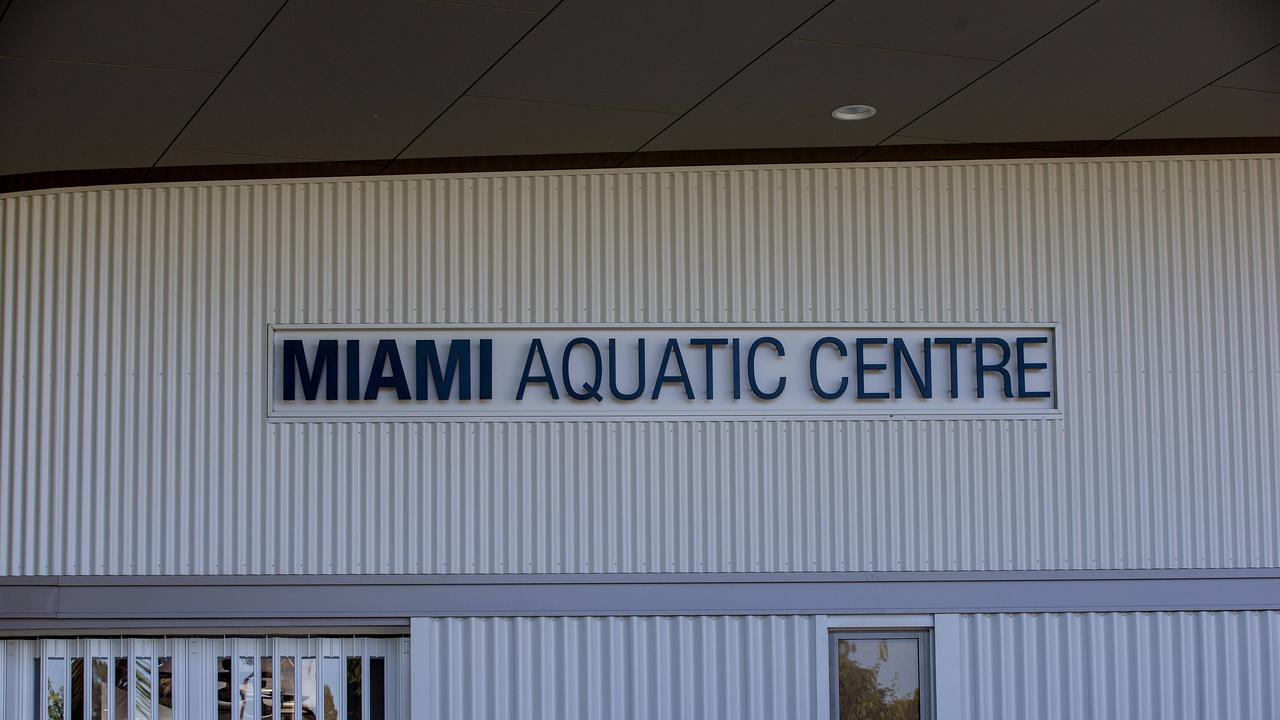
2,154,1278,718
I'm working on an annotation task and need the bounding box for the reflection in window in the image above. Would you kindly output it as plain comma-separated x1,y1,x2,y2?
323,657,342,720
280,657,296,720
157,657,174,720
91,658,108,720
70,658,84,720
300,657,317,720
218,657,232,720
368,658,385,720
261,657,274,720
114,658,129,720
135,657,152,720
237,656,254,720
346,658,361,720
834,633,927,720
45,658,65,720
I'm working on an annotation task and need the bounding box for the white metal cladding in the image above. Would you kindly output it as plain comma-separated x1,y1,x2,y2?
1,639,37,719
0,155,1278,575
955,611,1280,719
411,614,822,719
9,636,409,720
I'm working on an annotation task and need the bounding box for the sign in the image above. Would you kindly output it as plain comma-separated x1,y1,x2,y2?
268,324,1059,420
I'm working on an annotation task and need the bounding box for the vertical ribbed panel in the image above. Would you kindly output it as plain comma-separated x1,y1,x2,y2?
0,640,36,720
0,156,1277,575
412,615,821,720
957,611,1280,719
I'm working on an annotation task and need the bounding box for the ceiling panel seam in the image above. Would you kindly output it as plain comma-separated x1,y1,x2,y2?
622,0,841,163
1098,39,1280,149
380,0,567,172
1211,84,1280,96
850,0,1106,162
142,0,292,177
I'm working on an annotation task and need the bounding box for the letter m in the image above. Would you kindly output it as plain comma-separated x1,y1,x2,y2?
416,339,471,400
282,339,339,400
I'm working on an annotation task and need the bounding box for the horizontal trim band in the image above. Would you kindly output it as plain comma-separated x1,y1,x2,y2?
5,568,1280,587
3,137,1280,195
2,570,1278,631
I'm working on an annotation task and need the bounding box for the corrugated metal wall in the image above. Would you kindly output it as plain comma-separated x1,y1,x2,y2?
1,640,36,719
956,611,1280,719
410,615,823,719
1,156,1277,575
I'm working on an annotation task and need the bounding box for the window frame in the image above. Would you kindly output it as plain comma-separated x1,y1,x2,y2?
828,628,935,720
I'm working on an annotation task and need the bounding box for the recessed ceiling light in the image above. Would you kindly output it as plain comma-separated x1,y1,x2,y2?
832,104,877,121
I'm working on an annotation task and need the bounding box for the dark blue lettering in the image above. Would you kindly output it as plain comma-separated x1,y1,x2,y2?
652,338,694,400
934,337,973,399
689,338,729,399
1016,336,1051,398
415,339,471,401
893,338,933,399
364,339,411,400
809,336,848,400
855,337,890,400
747,337,786,399
607,338,645,401
563,337,604,401
282,339,338,401
975,337,1013,399
517,338,559,400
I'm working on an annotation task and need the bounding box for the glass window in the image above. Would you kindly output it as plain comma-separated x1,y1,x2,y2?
157,656,173,720
237,656,254,719
322,657,343,720
279,657,296,720
300,657,317,720
830,630,932,720
70,658,84,720
135,657,153,720
45,658,65,720
345,658,361,720
91,658,108,720
114,658,129,720
368,657,385,720
218,657,232,720
261,657,273,720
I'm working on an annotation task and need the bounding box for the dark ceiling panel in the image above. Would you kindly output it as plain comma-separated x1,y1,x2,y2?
644,40,993,151
1215,47,1280,93
902,0,1280,144
0,0,282,73
170,0,542,161
471,0,828,114
157,148,319,167
792,0,1092,61
0,57,218,175
456,0,560,11
402,96,675,158
1121,86,1280,140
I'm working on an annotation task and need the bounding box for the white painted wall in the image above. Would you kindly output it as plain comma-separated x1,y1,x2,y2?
1,155,1277,575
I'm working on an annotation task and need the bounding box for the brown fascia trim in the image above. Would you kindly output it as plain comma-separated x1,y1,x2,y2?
3,136,1280,195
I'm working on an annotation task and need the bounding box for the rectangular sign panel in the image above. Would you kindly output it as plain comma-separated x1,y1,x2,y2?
268,324,1059,420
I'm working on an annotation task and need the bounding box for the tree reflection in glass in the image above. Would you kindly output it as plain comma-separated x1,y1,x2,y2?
837,638,921,720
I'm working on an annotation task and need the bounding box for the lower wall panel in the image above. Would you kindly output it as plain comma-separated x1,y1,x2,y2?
411,615,823,720
957,611,1280,720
